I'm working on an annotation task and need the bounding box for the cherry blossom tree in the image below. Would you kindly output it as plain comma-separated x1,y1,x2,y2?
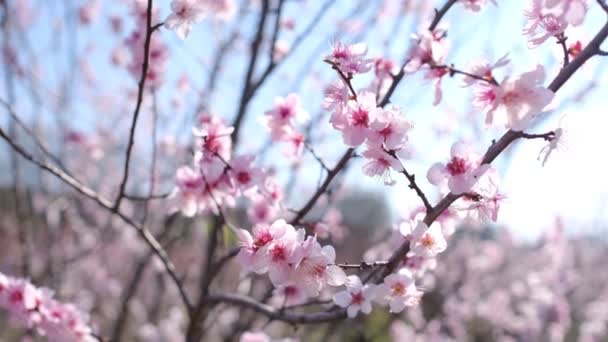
0,0,608,341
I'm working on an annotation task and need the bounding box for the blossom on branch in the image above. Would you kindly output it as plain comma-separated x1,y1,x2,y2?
374,268,422,313
0,272,95,342
427,141,491,195
333,275,376,318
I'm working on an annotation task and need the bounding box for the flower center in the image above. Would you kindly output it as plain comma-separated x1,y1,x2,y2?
421,234,435,248
391,283,406,296
284,285,298,297
271,245,287,261
446,156,468,175
350,291,364,305
351,108,369,127
254,232,273,250
236,171,251,184
9,289,23,304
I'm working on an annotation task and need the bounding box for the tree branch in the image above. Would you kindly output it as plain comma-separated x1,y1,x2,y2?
114,0,156,210
231,0,270,146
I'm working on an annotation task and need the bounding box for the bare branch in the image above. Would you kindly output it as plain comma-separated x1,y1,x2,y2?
431,63,499,86
336,261,389,269
0,98,70,172
114,0,156,210
231,0,270,146
289,148,355,225
556,33,570,67
598,0,608,13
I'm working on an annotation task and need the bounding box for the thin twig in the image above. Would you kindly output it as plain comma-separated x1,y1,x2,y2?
431,64,499,86
385,149,433,212
556,33,570,67
114,0,156,210
231,0,270,146
336,261,389,269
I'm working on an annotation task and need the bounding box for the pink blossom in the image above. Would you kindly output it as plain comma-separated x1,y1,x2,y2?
455,168,505,223
279,126,305,160
483,65,554,130
165,0,206,39
460,0,497,12
292,237,346,296
523,0,580,48
309,209,346,241
171,166,204,217
427,142,490,195
361,147,401,185
322,81,349,113
236,220,289,274
206,0,236,21
410,222,448,257
79,1,100,26
404,29,449,73
340,91,380,146
0,273,94,342
325,41,373,75
424,66,448,105
333,275,376,318
272,284,309,307
461,54,509,87
247,194,279,224
193,114,234,161
367,106,412,150
267,227,303,285
240,331,270,342
264,94,309,128
374,268,422,313
229,155,263,195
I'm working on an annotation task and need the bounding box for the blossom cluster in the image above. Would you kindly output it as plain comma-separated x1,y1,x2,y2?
323,42,414,185
263,93,309,160
523,0,588,48
171,114,282,222
236,219,346,304
0,272,94,342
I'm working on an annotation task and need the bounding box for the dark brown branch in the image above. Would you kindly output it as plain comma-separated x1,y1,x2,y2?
232,0,336,146
114,0,155,210
231,0,270,146
304,142,330,172
598,0,608,13
385,149,433,212
337,261,389,269
519,131,556,141
123,192,171,201
432,64,499,86
332,66,358,100
556,33,570,67
0,98,69,171
289,148,355,225
207,293,347,324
